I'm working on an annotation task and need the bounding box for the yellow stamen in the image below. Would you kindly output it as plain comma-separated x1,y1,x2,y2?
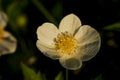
54,32,78,55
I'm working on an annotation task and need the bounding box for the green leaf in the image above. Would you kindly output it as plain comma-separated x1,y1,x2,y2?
55,72,64,80
36,71,47,80
103,22,120,31
94,74,103,80
21,63,44,80
36,72,43,80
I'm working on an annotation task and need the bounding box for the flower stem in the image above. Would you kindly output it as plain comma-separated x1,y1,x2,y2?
31,0,58,25
66,69,68,80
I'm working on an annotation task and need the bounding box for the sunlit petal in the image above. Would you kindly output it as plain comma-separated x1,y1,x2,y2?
36,40,60,59
59,14,81,35
37,22,60,45
75,25,101,61
59,54,82,70
0,31,17,56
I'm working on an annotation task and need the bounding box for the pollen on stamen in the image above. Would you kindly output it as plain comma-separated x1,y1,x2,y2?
54,31,78,55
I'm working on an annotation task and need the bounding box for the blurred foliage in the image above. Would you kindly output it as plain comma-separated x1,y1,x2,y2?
103,22,120,31
0,0,120,80
93,74,104,80
21,63,64,80
21,63,46,80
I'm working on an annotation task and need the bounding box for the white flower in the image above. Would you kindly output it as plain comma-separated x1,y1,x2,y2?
36,13,101,70
0,11,17,56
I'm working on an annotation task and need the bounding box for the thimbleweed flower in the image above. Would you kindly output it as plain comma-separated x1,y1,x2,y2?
0,11,17,56
36,13,101,70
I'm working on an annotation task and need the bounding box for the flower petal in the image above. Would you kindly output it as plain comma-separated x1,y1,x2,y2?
0,31,17,56
75,25,101,61
59,14,81,35
0,27,4,38
59,54,82,70
37,23,60,45
36,40,60,59
0,11,8,28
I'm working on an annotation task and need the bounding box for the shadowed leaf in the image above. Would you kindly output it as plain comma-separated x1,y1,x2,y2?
55,72,64,80
21,63,44,80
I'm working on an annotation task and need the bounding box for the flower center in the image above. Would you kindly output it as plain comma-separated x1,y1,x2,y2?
0,26,4,38
54,32,78,55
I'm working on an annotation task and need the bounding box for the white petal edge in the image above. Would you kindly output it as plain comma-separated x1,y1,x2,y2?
59,54,82,70
75,25,101,61
59,14,81,35
0,31,17,56
37,22,60,46
36,40,61,59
